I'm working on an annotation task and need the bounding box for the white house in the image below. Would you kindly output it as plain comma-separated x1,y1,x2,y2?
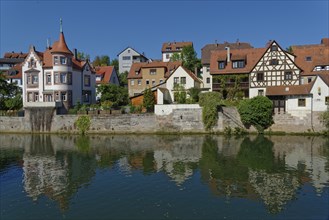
161,41,193,62
266,74,329,117
157,65,202,104
22,24,95,114
95,66,120,101
117,47,148,74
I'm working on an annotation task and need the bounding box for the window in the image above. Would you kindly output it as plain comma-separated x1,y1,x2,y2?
44,94,53,102
130,80,135,86
138,79,141,85
61,92,67,101
54,72,60,84
28,58,36,68
60,73,67,83
305,56,312,61
54,56,59,65
298,98,306,107
67,72,72,84
152,79,156,86
232,60,245,69
34,92,39,102
123,56,131,60
150,69,157,75
159,79,163,84
146,80,150,85
46,73,51,84
308,77,312,83
270,59,279,65
32,75,38,84
84,93,90,102
206,77,210,84
27,75,31,84
325,96,329,105
271,45,278,51
166,54,170,59
284,71,293,80
135,71,139,75
166,47,171,51
84,75,90,86
218,61,226,69
257,72,264,81
55,92,59,101
174,77,179,85
60,57,67,65
128,49,130,53
258,89,264,96
180,77,186,84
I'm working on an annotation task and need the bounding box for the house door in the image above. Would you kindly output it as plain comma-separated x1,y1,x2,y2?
270,96,286,114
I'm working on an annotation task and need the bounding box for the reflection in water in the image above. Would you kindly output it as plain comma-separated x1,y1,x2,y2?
0,134,328,216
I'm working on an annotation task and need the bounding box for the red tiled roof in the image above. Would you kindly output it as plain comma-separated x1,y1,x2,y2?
181,66,203,83
201,42,253,64
161,42,193,53
4,52,28,59
210,48,266,75
317,72,329,86
5,64,22,79
291,38,329,75
127,61,182,79
266,83,314,96
51,32,73,55
95,66,115,84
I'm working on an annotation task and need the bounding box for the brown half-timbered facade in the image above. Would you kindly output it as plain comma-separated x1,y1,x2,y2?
249,41,301,98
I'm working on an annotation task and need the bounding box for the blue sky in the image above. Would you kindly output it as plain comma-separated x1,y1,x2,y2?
1,0,328,62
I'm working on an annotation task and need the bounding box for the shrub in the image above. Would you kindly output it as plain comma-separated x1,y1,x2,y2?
143,88,155,112
173,84,187,104
319,109,329,134
75,115,91,135
238,96,273,133
199,92,222,131
101,100,113,110
188,87,201,103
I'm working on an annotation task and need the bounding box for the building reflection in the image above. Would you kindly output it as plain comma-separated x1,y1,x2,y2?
0,134,328,214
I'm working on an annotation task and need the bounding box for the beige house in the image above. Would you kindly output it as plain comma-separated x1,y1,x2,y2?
127,61,182,97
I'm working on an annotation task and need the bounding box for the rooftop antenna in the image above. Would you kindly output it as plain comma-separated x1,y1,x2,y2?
60,18,63,33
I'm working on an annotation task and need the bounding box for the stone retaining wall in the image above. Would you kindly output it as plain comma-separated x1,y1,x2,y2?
0,107,326,133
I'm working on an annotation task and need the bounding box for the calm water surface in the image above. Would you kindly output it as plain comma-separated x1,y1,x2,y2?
0,134,328,220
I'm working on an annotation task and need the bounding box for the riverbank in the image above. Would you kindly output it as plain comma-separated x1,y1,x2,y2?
0,107,326,134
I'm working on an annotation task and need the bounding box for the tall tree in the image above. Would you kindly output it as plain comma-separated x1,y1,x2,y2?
77,51,90,61
97,84,128,108
143,88,155,112
170,45,201,73
0,71,22,110
93,55,110,67
110,59,119,73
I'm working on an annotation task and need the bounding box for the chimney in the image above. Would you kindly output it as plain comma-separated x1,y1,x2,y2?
215,40,218,47
194,66,198,75
225,47,230,63
73,48,78,59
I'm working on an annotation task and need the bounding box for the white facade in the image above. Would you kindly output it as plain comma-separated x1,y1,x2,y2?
162,52,174,62
310,76,329,111
22,44,95,113
201,65,212,90
165,66,202,103
250,41,301,98
118,47,148,74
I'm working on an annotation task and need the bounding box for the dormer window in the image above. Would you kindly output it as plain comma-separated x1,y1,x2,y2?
150,69,157,75
305,56,312,61
166,47,171,51
271,45,278,51
218,61,226,69
135,71,139,75
270,59,279,65
232,60,245,69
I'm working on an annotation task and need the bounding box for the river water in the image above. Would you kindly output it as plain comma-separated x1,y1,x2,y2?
0,134,328,219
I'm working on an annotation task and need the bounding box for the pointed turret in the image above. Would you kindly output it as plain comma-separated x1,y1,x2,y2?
51,18,73,55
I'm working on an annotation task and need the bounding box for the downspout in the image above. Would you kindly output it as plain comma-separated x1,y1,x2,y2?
311,93,314,132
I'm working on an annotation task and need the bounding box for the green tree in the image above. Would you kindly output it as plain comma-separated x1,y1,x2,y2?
170,45,201,73
97,84,128,108
238,96,274,133
0,71,22,110
187,87,201,103
75,115,91,135
173,84,187,104
77,51,90,61
93,55,110,67
143,88,155,112
199,92,222,131
119,71,128,86
110,58,119,73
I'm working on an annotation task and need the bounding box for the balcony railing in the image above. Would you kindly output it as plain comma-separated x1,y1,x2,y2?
212,82,249,89
24,101,62,108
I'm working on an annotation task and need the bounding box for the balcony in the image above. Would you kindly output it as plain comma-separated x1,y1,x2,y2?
24,101,62,108
213,82,249,90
